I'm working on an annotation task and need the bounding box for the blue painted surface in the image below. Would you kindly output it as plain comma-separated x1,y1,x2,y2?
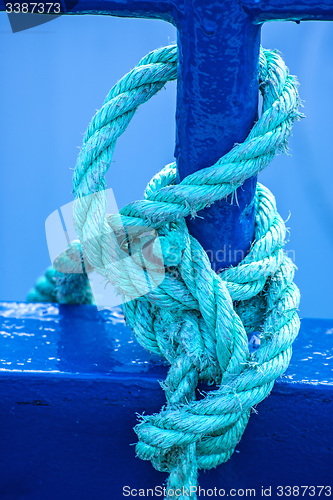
0,302,332,499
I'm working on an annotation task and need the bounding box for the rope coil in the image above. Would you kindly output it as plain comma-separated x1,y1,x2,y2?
28,45,302,498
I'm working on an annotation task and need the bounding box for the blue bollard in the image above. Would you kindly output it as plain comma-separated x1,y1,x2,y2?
62,0,333,267
0,1,333,497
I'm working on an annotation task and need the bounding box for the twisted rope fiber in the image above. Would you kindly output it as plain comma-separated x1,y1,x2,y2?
28,45,301,498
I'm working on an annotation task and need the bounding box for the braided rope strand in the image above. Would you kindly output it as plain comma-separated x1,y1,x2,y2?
28,45,301,499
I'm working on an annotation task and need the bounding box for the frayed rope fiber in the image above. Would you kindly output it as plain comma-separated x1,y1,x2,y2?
28,45,302,498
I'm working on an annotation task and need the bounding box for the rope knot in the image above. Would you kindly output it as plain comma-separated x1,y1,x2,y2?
28,44,301,499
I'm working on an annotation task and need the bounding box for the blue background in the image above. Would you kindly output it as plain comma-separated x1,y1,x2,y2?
0,13,332,318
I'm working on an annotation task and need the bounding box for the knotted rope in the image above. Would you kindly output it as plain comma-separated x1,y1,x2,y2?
28,45,301,498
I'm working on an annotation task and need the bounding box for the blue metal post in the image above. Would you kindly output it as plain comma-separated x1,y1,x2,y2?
175,2,260,269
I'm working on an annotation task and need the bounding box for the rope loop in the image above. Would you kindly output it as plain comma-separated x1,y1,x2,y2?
28,44,302,498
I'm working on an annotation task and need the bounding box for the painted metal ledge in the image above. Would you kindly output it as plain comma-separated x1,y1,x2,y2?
0,302,332,499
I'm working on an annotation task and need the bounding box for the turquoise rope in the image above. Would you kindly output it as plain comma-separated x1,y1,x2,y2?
27,241,93,304
28,45,302,498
